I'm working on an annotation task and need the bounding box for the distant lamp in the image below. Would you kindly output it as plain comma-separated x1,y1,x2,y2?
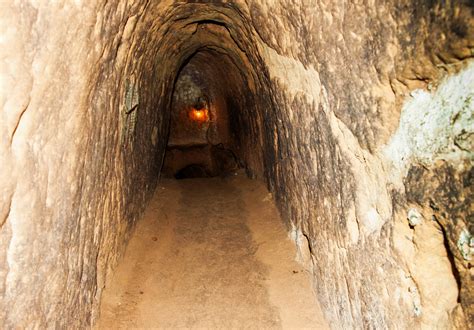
189,97,209,123
189,108,209,123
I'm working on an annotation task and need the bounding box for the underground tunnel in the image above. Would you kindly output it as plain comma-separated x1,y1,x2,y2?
162,49,244,179
0,1,473,329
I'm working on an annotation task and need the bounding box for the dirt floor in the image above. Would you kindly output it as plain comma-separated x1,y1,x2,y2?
97,173,328,329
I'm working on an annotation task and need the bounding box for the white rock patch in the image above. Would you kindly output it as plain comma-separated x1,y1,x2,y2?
385,62,474,175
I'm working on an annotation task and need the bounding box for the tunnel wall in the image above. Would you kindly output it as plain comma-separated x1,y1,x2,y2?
0,1,176,327
0,1,472,328
250,1,473,328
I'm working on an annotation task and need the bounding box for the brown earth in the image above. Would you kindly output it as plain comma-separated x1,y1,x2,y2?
97,173,328,329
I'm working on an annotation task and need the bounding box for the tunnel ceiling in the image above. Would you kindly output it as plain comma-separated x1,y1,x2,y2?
151,3,266,98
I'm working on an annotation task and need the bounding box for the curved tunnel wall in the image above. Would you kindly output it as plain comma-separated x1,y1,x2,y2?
0,1,472,328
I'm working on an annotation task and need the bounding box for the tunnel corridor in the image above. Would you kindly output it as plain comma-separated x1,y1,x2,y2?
96,43,319,327
161,49,245,179
1,1,473,329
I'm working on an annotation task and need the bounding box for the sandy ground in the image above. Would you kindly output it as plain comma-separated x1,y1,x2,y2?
97,174,328,329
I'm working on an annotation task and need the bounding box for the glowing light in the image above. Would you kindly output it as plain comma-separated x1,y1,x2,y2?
194,110,204,119
189,108,209,123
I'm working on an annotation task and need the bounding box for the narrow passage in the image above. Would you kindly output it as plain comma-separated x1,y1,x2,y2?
97,174,328,329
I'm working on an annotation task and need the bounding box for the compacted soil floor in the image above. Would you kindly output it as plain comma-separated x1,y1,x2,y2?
97,173,328,329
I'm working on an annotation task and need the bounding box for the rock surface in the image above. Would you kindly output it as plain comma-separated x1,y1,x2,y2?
0,0,472,328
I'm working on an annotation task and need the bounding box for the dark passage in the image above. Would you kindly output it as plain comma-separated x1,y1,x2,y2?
162,49,246,179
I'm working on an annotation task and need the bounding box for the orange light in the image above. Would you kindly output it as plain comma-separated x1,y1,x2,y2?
194,110,204,119
189,108,209,123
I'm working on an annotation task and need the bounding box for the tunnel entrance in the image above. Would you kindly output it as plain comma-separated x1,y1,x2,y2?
162,49,244,179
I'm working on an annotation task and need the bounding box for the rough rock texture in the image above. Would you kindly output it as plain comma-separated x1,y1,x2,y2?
0,0,472,328
251,1,473,328
0,1,172,327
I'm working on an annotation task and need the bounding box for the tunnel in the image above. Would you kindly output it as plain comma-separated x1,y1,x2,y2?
162,48,249,180
0,1,473,329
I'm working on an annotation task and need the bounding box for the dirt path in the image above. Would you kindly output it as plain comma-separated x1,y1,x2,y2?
97,174,328,329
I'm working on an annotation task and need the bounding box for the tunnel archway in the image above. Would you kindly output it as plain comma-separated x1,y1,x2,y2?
162,48,246,179
149,9,276,183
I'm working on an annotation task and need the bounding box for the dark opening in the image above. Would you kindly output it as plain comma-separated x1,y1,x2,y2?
162,48,246,179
